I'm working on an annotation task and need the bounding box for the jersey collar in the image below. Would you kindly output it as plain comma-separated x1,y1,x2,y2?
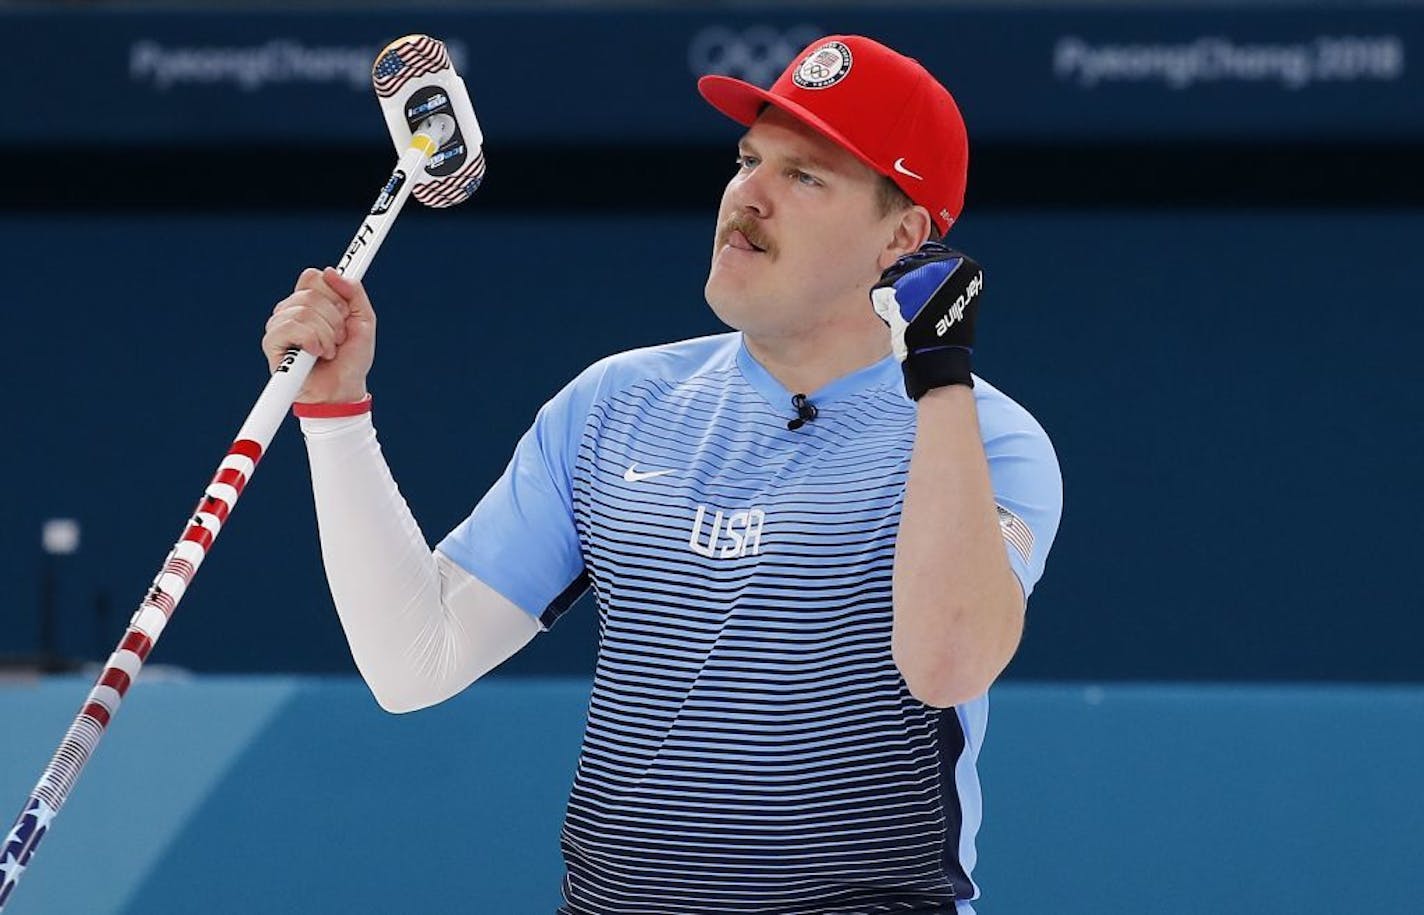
735,333,902,410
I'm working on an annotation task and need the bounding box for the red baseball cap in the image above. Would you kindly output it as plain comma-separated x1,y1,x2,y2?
698,35,969,236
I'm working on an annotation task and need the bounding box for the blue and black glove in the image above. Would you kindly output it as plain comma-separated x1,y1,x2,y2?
871,242,984,399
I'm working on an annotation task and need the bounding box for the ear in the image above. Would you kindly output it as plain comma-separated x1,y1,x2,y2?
877,206,934,272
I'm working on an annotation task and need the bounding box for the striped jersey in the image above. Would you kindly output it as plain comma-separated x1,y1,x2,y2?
439,332,1062,914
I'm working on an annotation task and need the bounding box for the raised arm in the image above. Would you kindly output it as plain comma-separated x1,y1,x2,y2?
263,268,539,712
873,246,1061,707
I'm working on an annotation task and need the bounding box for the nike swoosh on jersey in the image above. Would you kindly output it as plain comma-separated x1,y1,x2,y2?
623,464,675,483
893,158,925,181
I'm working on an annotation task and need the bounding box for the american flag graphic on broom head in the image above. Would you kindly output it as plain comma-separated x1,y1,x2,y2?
372,34,453,99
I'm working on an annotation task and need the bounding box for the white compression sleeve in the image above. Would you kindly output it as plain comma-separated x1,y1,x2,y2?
299,412,540,713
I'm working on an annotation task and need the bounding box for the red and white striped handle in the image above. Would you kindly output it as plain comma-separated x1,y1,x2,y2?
0,126,441,912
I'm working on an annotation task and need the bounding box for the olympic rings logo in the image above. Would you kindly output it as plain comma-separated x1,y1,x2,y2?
688,24,825,88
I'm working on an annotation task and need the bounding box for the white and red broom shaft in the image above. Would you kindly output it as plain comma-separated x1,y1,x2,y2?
0,126,445,912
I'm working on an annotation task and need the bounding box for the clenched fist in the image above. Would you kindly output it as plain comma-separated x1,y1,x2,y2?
263,267,376,405
871,243,984,400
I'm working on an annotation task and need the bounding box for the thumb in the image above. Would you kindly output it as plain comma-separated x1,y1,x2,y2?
323,267,373,319
870,287,897,324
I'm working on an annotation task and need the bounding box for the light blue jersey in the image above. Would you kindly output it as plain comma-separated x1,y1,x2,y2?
440,332,1062,914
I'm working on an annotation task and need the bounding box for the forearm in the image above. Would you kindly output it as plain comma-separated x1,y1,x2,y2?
301,413,538,712
892,386,1024,707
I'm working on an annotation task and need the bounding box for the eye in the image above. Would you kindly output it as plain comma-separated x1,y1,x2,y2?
736,153,759,171
791,169,823,188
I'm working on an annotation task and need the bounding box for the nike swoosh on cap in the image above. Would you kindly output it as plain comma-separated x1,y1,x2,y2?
623,464,675,483
893,158,924,181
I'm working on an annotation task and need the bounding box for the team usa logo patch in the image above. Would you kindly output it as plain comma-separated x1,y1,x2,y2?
793,41,853,89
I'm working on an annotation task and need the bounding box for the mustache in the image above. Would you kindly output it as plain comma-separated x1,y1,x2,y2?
717,215,775,256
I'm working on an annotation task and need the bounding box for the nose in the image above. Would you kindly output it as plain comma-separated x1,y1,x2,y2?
726,165,771,219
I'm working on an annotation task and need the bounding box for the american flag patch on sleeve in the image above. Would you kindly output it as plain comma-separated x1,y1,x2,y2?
997,504,1035,562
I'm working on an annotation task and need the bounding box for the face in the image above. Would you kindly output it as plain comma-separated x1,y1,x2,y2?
704,106,920,340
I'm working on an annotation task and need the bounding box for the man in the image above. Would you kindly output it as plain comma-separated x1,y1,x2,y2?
264,34,1061,915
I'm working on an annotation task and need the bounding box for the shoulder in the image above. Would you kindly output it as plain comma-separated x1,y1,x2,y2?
517,334,741,471
970,374,1062,499
971,374,1055,449
562,332,741,406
